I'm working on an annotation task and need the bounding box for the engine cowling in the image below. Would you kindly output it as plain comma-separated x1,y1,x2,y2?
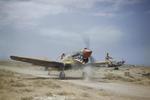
82,48,92,59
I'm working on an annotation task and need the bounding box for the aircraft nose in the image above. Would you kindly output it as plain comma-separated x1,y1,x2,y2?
83,49,92,58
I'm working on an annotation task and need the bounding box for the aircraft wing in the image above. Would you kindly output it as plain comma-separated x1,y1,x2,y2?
10,56,64,69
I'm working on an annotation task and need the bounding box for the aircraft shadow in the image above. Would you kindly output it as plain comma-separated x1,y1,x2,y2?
24,76,83,80
53,77,83,80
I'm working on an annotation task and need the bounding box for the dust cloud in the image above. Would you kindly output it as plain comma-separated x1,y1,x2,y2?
83,66,94,81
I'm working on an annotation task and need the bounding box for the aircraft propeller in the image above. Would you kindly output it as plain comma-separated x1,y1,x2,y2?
82,35,96,63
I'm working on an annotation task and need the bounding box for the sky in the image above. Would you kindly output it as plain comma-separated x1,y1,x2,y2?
0,0,150,65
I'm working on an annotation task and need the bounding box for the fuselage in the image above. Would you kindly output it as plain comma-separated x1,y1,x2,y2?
61,48,92,69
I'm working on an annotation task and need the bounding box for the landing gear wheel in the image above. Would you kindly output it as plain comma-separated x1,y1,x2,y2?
59,71,65,79
114,67,119,70
48,71,50,75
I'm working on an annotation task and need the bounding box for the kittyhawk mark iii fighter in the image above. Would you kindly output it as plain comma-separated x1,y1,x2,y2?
10,48,93,79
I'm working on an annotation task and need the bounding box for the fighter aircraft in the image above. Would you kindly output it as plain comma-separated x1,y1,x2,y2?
93,52,125,69
10,48,94,79
10,49,125,79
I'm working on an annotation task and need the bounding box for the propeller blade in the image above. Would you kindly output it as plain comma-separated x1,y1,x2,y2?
81,34,90,49
81,34,96,64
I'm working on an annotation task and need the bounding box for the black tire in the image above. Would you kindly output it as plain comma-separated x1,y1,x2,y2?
114,67,119,70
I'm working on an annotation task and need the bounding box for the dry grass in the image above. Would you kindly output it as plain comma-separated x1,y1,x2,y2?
103,71,150,86
134,79,150,85
32,79,61,88
11,81,27,87
0,70,17,89
0,60,31,67
57,91,75,96
46,92,53,96
103,72,134,82
21,96,33,100
1,64,150,100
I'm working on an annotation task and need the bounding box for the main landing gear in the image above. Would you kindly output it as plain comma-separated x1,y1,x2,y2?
48,70,66,79
59,65,66,79
47,65,66,79
59,71,65,79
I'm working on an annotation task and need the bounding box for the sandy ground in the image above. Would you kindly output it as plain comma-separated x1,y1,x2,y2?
0,60,150,100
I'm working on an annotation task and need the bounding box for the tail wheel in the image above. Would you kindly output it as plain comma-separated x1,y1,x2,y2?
59,71,65,79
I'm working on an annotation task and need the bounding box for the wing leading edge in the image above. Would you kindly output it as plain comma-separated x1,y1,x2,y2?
10,56,64,70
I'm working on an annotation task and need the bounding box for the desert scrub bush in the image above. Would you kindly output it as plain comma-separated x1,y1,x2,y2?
11,81,26,87
0,77,17,89
135,79,150,85
103,73,120,80
0,69,15,77
57,91,75,96
21,88,34,92
46,92,53,96
21,96,33,100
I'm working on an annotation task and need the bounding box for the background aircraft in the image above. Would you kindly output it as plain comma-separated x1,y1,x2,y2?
93,53,125,70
